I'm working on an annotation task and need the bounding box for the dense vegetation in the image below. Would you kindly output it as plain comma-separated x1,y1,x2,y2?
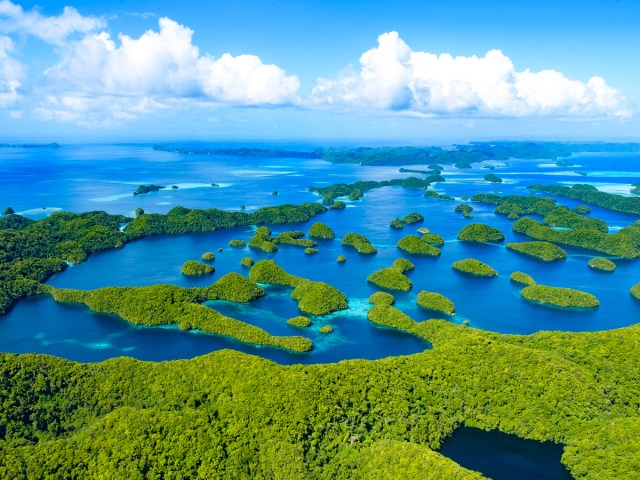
277,231,318,248
473,193,608,232
248,227,279,253
308,222,335,239
421,233,445,246
201,252,215,261
506,241,568,262
632,283,640,300
304,248,319,255
457,223,505,243
133,184,165,196
319,325,333,334
512,217,640,258
588,257,616,272
249,260,348,315
416,291,455,315
287,316,311,328
424,190,454,201
397,235,441,256
0,211,130,315
391,258,415,273
6,298,640,477
46,273,312,352
368,291,395,306
401,212,424,224
510,271,536,286
367,268,412,291
389,218,404,229
531,184,640,215
240,257,254,267
229,239,246,247
125,203,327,239
181,260,215,276
483,173,503,183
454,204,473,218
309,178,436,202
342,232,377,254
521,285,600,309
154,144,323,159
452,258,498,277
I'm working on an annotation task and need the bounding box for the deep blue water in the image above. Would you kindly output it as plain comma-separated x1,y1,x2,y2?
438,427,572,480
0,145,639,366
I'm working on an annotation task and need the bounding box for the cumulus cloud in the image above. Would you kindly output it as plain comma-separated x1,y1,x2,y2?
0,35,22,106
46,18,299,104
309,31,630,118
0,0,103,45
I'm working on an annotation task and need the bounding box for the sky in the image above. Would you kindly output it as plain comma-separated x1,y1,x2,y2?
0,0,639,143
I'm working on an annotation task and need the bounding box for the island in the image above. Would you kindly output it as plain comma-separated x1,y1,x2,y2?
521,284,600,309
367,267,412,291
484,173,503,183
452,258,498,277
506,241,568,262
249,260,348,315
201,252,215,261
342,232,377,254
588,257,616,272
397,235,441,256
287,316,311,328
46,273,312,352
308,222,335,239
457,223,505,243
133,184,165,196
368,291,395,305
182,260,214,275
416,290,455,315
510,271,536,286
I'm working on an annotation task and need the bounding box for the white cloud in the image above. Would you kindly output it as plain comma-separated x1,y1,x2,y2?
46,18,300,104
309,31,631,119
0,35,21,106
0,0,103,44
41,17,299,124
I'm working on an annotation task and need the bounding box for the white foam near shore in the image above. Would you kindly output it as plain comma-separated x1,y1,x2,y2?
558,181,636,196
230,170,296,177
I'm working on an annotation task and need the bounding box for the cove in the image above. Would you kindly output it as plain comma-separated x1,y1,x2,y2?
0,295,428,364
438,427,573,480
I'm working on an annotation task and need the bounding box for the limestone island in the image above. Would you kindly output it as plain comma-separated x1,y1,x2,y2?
249,260,348,315
369,291,395,306
521,285,599,309
510,271,536,286
308,221,335,239
457,223,505,243
367,267,412,291
287,316,311,328
506,241,567,262
588,257,616,272
342,232,377,254
452,258,498,277
133,184,165,196
182,260,214,276
47,273,312,353
416,290,455,315
397,235,440,256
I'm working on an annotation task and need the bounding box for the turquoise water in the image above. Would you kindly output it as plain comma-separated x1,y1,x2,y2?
438,427,572,479
1,145,639,365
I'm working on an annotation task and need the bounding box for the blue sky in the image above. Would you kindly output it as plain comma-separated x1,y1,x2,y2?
0,0,638,142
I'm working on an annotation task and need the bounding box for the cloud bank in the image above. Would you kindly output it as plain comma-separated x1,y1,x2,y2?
309,31,630,119
0,1,633,127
